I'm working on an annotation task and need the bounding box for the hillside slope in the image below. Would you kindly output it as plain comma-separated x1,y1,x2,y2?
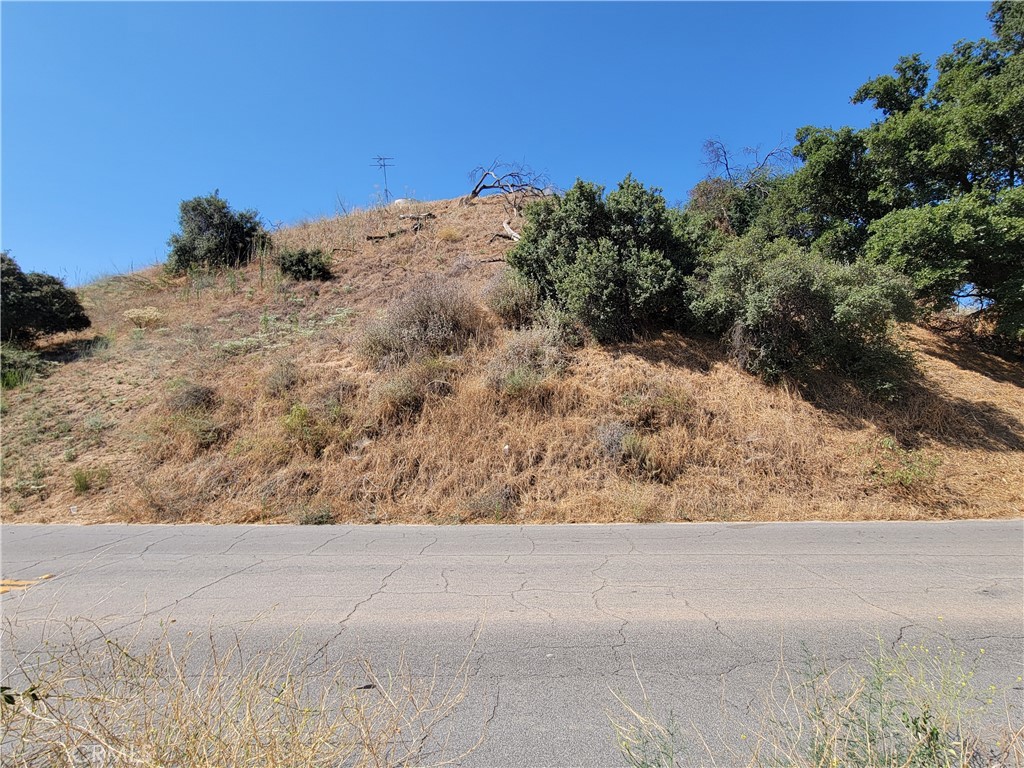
2,196,1022,524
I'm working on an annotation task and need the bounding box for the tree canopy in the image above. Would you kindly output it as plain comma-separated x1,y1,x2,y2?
760,3,1022,337
166,192,266,274
504,2,1017,395
1,252,91,342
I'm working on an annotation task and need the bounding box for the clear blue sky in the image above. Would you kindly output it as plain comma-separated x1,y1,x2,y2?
2,2,993,285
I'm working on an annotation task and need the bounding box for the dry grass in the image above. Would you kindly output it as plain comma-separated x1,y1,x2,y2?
612,638,1024,768
2,195,1022,524
0,619,478,767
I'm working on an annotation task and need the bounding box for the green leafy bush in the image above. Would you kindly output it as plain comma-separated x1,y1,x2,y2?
72,467,111,495
1,252,91,342
359,280,484,368
864,188,1024,338
870,437,941,491
689,231,916,387
508,176,693,342
283,404,332,456
274,248,332,281
165,192,266,274
282,388,355,456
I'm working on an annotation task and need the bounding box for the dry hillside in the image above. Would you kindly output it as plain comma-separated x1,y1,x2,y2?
2,195,1022,524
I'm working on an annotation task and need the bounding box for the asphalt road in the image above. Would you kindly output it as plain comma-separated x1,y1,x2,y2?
2,521,1022,767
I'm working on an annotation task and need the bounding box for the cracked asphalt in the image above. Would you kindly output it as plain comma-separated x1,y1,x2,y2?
2,520,1022,767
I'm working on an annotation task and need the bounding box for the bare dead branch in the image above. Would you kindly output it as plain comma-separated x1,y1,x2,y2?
467,161,550,201
703,137,793,191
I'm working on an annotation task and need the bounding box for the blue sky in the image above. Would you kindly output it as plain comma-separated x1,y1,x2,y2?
2,2,993,285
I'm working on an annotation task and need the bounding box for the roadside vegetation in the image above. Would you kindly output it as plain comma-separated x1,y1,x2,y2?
613,638,1024,768
1,1,1021,525
2,622,1018,767
0,621,477,767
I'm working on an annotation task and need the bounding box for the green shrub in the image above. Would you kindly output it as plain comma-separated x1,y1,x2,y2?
359,280,484,368
274,248,332,281
508,176,693,342
282,389,355,456
864,188,1024,339
0,345,47,389
688,231,916,387
534,304,587,349
72,467,110,495
165,192,266,274
870,437,941,491
485,270,539,328
1,252,90,342
283,404,331,457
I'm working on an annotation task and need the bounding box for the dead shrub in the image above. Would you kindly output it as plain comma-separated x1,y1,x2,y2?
486,327,567,399
264,360,301,397
484,270,539,329
464,483,520,521
359,280,485,368
595,421,632,460
618,381,693,431
293,503,336,525
368,358,459,426
167,383,218,414
122,306,163,329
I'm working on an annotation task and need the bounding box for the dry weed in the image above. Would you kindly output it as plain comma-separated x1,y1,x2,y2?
612,638,1024,768
1,619,480,767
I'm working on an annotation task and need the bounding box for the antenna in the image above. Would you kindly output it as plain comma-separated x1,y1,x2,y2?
371,155,395,204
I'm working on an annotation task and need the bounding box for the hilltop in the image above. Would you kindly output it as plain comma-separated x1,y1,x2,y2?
2,195,1022,525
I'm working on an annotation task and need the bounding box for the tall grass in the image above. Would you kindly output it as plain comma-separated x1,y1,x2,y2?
612,640,1024,768
1,620,479,767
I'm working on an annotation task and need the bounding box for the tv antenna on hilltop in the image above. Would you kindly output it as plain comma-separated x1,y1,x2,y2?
371,155,395,204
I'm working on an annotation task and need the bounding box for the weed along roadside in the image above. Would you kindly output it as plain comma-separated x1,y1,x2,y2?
3,621,1020,767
